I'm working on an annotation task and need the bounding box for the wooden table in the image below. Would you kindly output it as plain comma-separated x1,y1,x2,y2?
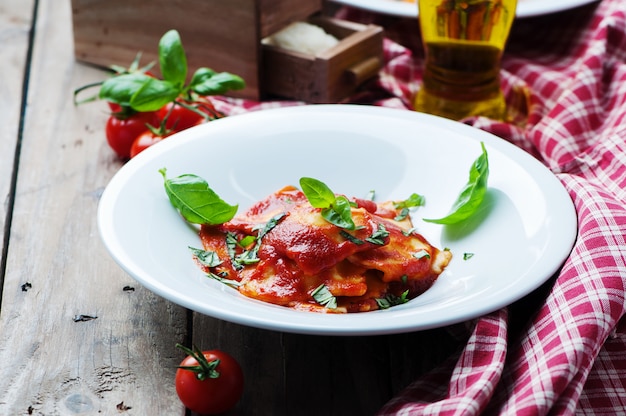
0,1,460,414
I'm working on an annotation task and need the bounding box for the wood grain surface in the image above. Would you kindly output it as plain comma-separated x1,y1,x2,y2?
0,1,462,415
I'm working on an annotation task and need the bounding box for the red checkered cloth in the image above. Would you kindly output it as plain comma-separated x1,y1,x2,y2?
212,0,626,414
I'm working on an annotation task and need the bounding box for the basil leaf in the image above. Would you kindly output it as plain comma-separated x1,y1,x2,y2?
159,29,187,88
130,78,180,112
99,72,153,106
190,68,246,95
190,67,217,83
300,177,336,208
424,142,489,225
300,177,357,229
322,196,356,230
160,169,238,225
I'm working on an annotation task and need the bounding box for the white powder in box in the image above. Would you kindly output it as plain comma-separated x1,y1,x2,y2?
263,21,339,55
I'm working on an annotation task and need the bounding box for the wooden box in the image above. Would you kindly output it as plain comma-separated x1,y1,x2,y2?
262,16,383,103
71,0,384,103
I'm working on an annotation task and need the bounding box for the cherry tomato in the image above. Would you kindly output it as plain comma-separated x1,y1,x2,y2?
107,101,122,114
158,101,202,132
175,345,244,415
129,130,164,158
158,98,220,132
105,111,160,159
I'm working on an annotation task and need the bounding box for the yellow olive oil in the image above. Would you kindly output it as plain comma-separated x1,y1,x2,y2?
415,0,517,120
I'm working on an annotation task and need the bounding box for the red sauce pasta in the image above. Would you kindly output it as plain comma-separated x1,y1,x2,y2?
194,185,452,313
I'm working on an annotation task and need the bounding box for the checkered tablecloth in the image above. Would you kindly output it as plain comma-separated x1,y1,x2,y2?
212,0,626,413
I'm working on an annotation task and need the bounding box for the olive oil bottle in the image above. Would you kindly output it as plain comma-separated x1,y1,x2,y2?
415,0,517,120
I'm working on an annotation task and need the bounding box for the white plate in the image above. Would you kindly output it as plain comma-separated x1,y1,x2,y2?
330,0,598,19
98,105,577,336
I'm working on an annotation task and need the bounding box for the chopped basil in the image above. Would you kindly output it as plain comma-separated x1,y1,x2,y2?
413,249,431,259
256,213,286,239
236,250,260,265
340,222,388,246
340,230,364,245
402,227,418,237
226,214,286,269
424,142,489,225
365,223,389,245
311,284,337,309
395,193,426,209
188,246,222,267
394,208,410,221
207,272,241,288
238,235,256,248
394,193,425,221
225,232,243,270
240,213,285,263
376,290,409,309
463,252,475,260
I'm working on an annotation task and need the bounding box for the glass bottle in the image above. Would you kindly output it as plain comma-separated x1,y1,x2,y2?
415,0,517,120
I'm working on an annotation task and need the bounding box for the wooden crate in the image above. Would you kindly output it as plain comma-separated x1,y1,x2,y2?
71,0,383,102
262,16,383,103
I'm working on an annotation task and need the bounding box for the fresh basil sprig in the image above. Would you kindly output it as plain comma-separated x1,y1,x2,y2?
160,168,238,225
99,29,245,112
73,53,155,107
424,142,489,225
299,177,356,230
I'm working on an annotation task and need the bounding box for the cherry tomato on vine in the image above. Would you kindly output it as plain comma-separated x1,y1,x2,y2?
158,97,221,132
129,129,165,158
105,111,160,159
175,344,244,415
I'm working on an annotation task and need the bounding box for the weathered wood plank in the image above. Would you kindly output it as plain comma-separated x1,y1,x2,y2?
194,310,462,415
0,1,187,414
0,0,33,276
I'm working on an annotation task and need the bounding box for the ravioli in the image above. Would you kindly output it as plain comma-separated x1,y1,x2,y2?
195,186,452,313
